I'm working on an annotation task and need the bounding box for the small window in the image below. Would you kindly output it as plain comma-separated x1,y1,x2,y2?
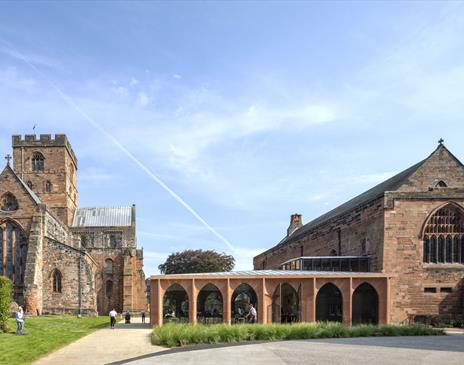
80,235,87,248
435,181,447,188
27,181,33,189
32,152,44,171
106,280,113,297
424,287,437,293
440,287,452,293
45,181,52,193
1,193,18,211
53,270,62,293
105,258,113,273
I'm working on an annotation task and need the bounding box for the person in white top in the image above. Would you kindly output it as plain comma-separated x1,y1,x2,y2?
246,303,257,324
16,306,24,334
109,309,117,329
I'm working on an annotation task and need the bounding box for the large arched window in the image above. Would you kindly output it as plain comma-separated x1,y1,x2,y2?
1,193,18,211
423,204,464,264
53,270,62,293
32,152,44,171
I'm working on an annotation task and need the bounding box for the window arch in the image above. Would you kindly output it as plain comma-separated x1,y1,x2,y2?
105,258,113,273
45,180,52,193
106,280,113,297
423,203,464,264
53,270,62,293
435,180,447,188
1,193,18,211
32,152,44,171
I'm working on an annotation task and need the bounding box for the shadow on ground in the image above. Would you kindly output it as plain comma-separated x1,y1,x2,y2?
105,334,464,365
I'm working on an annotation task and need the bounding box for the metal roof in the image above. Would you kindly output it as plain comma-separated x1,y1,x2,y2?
154,270,384,278
72,206,132,227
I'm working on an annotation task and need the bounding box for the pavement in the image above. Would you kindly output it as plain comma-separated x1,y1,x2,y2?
32,317,164,365
125,334,464,365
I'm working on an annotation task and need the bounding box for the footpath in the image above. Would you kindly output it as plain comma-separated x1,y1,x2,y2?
32,317,164,365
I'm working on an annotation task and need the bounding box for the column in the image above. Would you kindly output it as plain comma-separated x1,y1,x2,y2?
189,279,197,325
259,278,267,324
343,277,352,326
224,278,231,325
308,277,316,322
11,229,16,284
150,279,162,326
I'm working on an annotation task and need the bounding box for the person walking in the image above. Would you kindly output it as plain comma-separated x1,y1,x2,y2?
109,308,117,329
245,303,257,324
16,306,24,334
125,310,131,324
141,309,146,323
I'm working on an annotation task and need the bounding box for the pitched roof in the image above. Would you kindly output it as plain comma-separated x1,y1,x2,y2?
267,144,458,252
72,206,133,227
1,165,41,205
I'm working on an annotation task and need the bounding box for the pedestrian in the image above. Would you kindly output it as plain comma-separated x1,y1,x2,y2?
109,308,117,329
125,310,131,324
16,306,24,334
141,309,146,323
245,303,257,324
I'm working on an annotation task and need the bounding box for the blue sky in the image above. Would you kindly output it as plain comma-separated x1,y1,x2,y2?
1,1,464,274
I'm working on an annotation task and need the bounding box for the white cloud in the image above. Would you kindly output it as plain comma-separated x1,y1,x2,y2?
136,91,150,106
172,74,181,80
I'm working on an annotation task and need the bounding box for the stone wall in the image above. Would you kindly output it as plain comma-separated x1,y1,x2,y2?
254,197,385,272
41,238,97,315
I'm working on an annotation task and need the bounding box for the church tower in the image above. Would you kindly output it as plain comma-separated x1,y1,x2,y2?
11,134,78,225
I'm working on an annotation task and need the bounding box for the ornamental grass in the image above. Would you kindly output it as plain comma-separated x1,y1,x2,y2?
152,322,445,347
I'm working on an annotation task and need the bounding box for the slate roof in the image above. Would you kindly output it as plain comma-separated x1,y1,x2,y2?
72,206,133,227
265,144,458,253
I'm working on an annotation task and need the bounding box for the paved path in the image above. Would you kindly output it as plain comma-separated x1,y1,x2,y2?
32,318,164,365
127,335,464,365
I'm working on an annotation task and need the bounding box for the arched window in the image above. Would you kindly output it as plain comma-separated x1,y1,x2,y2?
45,181,52,193
423,204,464,264
53,270,62,292
435,180,447,188
1,193,18,211
27,181,33,189
32,152,44,171
105,258,113,273
106,280,113,297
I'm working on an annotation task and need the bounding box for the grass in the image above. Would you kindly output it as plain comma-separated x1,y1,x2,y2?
0,315,108,365
152,322,445,347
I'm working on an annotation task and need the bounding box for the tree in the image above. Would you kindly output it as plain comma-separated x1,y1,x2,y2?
158,249,235,274
0,276,12,333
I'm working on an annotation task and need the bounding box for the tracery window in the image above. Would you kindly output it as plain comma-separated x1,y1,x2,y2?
32,152,44,171
53,270,62,292
423,204,464,264
1,193,18,211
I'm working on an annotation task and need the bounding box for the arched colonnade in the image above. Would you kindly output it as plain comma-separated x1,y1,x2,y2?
151,273,390,326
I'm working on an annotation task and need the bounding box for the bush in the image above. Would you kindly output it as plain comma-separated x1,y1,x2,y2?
152,322,445,347
0,276,13,333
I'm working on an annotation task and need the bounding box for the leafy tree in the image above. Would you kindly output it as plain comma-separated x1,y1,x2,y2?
158,249,235,274
0,276,12,332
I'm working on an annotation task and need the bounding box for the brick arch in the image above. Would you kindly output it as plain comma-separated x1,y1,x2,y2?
352,282,379,325
315,282,343,322
162,282,190,324
420,201,464,238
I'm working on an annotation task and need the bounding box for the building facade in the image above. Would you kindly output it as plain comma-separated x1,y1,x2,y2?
254,142,464,324
0,134,146,315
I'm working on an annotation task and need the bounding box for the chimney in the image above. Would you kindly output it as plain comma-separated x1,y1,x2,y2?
287,213,303,237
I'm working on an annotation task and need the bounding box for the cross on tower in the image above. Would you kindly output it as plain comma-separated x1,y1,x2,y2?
438,138,444,145
5,154,12,166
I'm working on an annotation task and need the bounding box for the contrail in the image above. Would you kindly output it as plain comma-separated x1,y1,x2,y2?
0,39,236,252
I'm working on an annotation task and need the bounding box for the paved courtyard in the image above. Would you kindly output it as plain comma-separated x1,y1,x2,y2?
32,318,163,365
125,334,464,365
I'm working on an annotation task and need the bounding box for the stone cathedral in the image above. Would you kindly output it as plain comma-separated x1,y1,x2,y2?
0,134,146,315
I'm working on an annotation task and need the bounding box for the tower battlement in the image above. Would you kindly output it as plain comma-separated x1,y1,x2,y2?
12,134,78,165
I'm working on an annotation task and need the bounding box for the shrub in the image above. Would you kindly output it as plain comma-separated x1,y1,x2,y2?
152,322,445,347
0,276,13,333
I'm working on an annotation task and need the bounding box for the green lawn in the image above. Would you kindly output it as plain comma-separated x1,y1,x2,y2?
0,315,108,365
152,322,445,347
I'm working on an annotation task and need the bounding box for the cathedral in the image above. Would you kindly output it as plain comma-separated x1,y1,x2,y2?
0,134,146,315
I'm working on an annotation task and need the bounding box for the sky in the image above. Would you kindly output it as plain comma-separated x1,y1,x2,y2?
1,1,464,275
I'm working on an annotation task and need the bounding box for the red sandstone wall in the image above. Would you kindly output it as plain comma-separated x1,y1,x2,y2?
254,197,385,272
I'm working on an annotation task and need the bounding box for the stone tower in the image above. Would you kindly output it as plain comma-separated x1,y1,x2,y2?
11,134,78,226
